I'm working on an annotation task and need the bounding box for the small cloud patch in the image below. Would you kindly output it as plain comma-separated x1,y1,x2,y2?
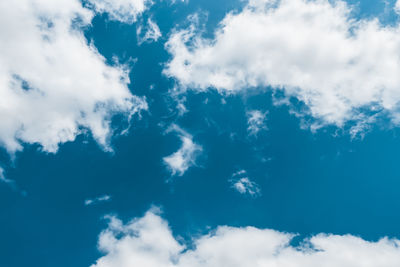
137,18,162,45
230,170,261,197
163,124,202,176
247,110,268,136
85,195,112,206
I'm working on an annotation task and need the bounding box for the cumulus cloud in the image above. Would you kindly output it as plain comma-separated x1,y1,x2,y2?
163,124,202,176
230,169,261,196
91,210,400,267
164,0,400,130
85,195,112,206
0,0,147,154
87,0,152,23
136,18,162,45
247,110,268,136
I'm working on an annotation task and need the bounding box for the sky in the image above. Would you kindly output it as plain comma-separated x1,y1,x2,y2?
2,0,400,266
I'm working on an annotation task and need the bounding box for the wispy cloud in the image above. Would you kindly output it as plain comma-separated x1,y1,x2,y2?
163,124,202,176
247,110,268,136
85,195,112,206
137,18,162,45
0,167,11,184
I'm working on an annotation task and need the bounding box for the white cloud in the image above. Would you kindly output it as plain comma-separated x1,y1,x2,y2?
163,124,202,176
230,170,261,196
137,18,162,45
91,210,400,267
0,0,147,154
247,110,268,136
164,0,400,130
85,195,112,206
87,0,152,23
92,210,183,267
395,0,400,14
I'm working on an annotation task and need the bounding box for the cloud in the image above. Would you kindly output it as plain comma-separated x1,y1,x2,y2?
0,167,10,184
163,124,202,176
164,0,400,130
0,0,147,154
91,210,400,267
85,195,112,206
232,177,261,196
247,110,268,136
92,210,183,267
0,167,26,195
230,170,261,196
87,0,152,23
396,0,400,14
137,18,162,45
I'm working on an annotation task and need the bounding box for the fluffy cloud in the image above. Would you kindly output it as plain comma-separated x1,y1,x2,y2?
91,210,400,267
163,124,202,176
92,209,183,267
0,0,147,154
164,0,400,129
87,0,152,23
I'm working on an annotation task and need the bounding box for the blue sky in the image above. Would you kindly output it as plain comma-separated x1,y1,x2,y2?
2,0,400,266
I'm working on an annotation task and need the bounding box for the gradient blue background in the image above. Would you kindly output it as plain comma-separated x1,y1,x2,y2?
1,1,400,266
